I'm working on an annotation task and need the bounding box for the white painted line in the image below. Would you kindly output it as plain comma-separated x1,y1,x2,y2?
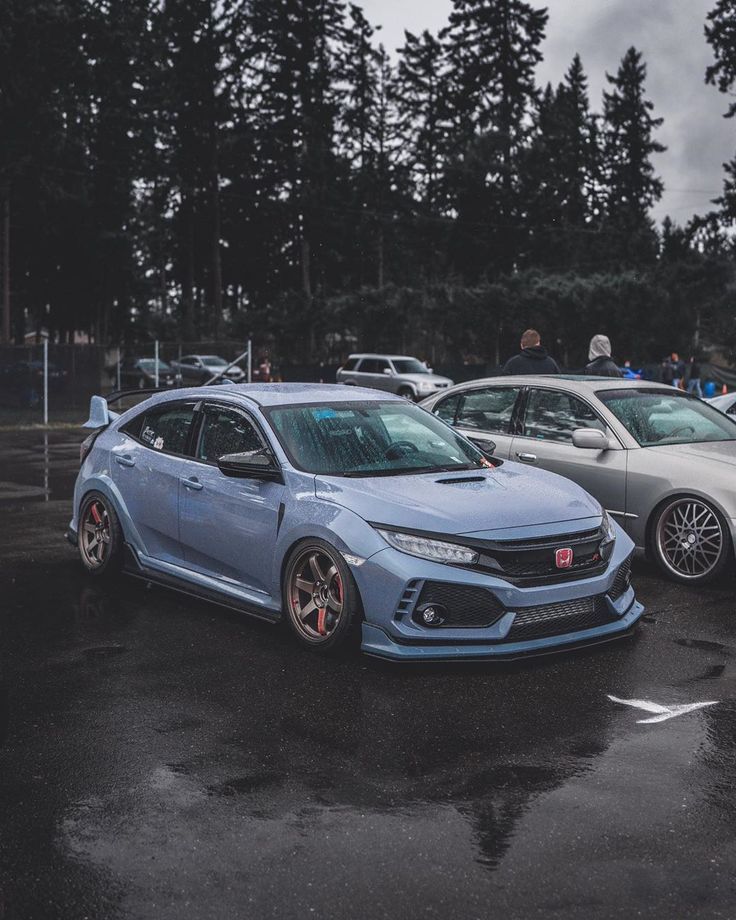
607,694,719,724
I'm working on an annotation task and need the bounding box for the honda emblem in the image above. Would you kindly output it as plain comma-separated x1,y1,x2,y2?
555,547,574,569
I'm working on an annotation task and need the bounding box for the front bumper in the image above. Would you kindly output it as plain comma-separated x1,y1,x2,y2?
354,538,643,661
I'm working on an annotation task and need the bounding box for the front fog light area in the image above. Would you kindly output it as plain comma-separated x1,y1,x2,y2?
376,528,479,565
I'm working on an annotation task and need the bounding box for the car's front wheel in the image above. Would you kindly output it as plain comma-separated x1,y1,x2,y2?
397,386,415,401
283,540,362,653
78,491,124,577
650,496,731,585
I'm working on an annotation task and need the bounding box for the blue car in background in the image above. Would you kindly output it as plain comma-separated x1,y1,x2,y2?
69,384,643,660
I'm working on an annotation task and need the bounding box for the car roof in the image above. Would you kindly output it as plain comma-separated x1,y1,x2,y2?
348,353,417,361
437,375,669,394
144,382,398,408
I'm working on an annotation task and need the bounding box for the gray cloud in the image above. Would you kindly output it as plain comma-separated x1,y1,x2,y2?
361,0,734,223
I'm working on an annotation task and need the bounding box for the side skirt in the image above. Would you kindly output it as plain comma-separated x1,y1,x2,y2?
122,545,283,625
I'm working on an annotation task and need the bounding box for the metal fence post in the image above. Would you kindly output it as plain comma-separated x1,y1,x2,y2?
117,347,121,391
154,339,159,388
43,338,48,426
247,338,252,383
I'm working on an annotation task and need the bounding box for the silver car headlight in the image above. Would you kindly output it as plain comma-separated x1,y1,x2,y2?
376,528,479,565
600,510,616,561
417,380,434,391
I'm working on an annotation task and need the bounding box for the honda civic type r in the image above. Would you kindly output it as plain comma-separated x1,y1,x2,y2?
69,384,643,660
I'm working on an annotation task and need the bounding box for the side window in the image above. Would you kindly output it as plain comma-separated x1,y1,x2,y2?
523,390,605,443
342,358,359,371
456,387,520,433
123,402,196,454
374,359,390,373
358,359,378,374
196,406,263,461
434,393,461,424
727,402,736,417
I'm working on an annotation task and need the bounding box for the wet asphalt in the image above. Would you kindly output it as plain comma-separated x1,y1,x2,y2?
1,432,736,919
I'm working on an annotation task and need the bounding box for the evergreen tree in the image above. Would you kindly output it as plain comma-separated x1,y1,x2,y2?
601,46,665,261
706,0,736,117
442,0,548,278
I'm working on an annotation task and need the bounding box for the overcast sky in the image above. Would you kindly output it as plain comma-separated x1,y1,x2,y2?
361,0,733,224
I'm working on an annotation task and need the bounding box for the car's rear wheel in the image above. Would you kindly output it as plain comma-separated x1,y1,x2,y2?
650,496,731,585
283,540,362,653
397,386,415,401
78,492,123,577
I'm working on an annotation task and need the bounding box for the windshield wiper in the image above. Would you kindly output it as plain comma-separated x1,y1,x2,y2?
341,462,481,478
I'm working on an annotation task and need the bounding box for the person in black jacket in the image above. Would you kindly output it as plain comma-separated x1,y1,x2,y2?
502,329,560,376
584,334,623,377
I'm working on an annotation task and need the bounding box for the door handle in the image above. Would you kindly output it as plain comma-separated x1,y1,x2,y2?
115,454,135,468
181,476,204,491
516,452,537,463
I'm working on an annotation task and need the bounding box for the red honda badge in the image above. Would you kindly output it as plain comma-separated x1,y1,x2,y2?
555,547,574,569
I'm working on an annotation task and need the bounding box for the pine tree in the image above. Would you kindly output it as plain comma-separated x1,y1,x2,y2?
442,0,548,278
601,46,665,260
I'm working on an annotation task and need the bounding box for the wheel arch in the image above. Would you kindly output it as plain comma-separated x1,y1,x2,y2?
644,490,736,562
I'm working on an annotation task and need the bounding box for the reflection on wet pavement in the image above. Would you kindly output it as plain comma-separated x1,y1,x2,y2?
1,431,736,918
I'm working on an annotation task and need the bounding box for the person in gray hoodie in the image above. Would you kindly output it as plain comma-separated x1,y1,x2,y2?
584,335,623,378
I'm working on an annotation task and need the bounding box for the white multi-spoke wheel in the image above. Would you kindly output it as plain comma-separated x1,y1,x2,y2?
78,492,123,577
651,497,731,585
283,540,362,653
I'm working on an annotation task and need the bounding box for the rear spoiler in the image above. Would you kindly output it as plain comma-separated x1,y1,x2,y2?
83,395,120,429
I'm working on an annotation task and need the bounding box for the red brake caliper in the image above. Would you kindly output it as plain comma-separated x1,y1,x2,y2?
90,503,102,525
317,609,328,635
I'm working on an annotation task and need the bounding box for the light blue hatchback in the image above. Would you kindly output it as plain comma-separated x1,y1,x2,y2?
69,383,643,660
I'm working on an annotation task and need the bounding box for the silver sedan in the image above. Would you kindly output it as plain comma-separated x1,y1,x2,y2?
421,375,736,585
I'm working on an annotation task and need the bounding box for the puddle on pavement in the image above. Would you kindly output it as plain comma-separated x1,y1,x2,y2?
0,431,80,503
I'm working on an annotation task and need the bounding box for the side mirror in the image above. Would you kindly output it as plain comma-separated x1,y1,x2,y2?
382,368,393,375
468,435,497,458
572,428,610,450
217,448,283,482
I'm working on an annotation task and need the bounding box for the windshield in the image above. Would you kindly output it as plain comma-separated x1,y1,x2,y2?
392,359,430,375
267,401,486,476
599,388,736,446
200,355,228,366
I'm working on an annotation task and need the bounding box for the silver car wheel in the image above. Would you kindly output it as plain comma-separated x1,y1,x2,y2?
287,547,344,642
655,498,724,580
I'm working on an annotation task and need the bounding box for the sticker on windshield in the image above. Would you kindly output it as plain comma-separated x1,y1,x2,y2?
153,436,164,450
141,426,155,444
313,408,337,420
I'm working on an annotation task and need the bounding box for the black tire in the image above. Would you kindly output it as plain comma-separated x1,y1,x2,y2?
397,386,416,401
282,539,363,654
649,495,731,585
78,491,124,577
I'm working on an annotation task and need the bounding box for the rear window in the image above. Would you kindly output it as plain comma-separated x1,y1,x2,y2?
121,401,197,455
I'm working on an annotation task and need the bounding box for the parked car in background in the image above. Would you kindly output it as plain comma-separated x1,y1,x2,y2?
0,360,67,406
421,375,736,585
336,354,453,400
707,391,736,417
119,358,176,389
70,383,642,660
171,354,245,384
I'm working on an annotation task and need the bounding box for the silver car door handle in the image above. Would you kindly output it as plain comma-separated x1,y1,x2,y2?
181,476,204,491
516,452,537,463
115,454,135,468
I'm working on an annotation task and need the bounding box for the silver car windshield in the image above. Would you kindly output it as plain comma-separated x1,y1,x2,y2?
599,389,736,446
267,402,485,476
391,359,430,374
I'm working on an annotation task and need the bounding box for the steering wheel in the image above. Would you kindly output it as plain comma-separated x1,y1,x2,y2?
668,425,695,438
383,440,419,459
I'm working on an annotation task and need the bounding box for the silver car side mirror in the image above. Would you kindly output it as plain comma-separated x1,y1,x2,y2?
382,368,393,375
572,428,610,450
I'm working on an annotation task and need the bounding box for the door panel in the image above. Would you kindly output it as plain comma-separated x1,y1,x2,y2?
512,388,627,518
178,404,284,595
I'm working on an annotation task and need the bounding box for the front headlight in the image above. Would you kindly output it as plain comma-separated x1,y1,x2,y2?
376,528,479,565
417,380,434,390
600,510,616,561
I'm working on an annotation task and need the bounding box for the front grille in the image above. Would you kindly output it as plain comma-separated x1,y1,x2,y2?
505,595,616,642
472,527,606,585
609,554,633,600
414,581,505,628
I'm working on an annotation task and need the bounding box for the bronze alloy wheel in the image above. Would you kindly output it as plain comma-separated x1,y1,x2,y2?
287,546,345,642
654,497,727,583
80,497,112,569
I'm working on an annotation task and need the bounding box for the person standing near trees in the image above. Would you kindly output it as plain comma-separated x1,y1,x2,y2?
687,355,703,397
584,334,623,377
502,329,561,375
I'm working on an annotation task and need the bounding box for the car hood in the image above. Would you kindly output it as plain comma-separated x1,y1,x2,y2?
400,373,453,386
315,464,601,537
645,440,736,468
